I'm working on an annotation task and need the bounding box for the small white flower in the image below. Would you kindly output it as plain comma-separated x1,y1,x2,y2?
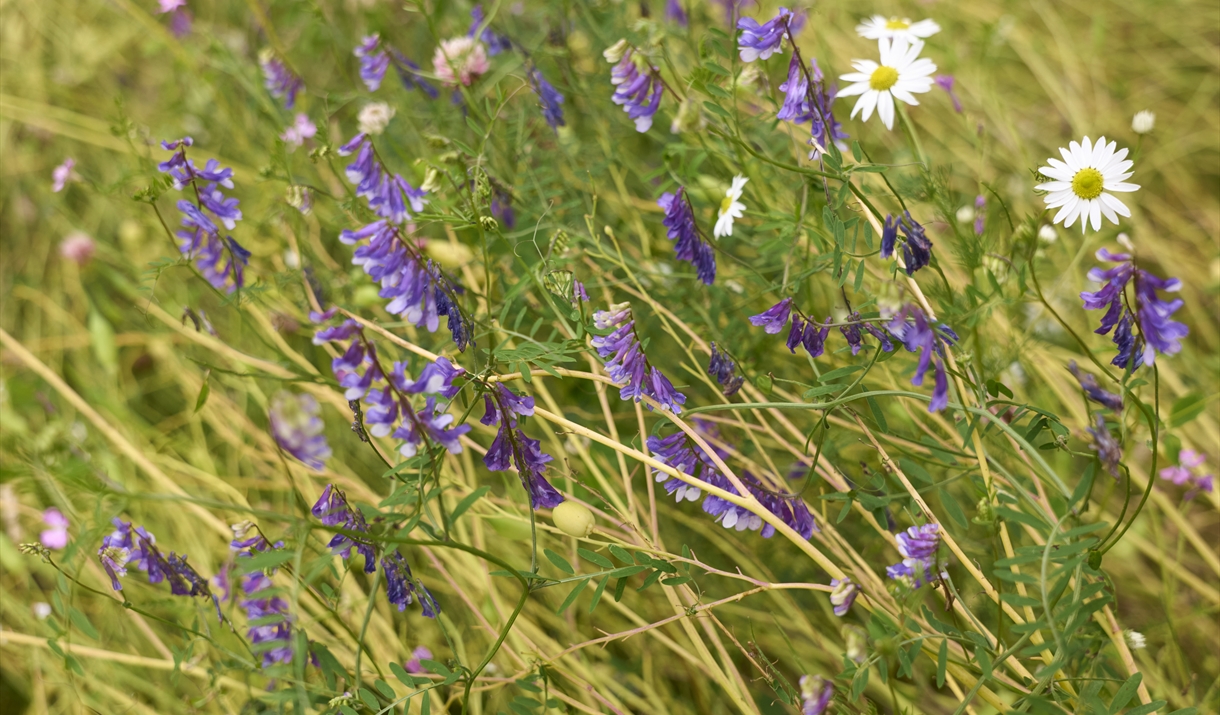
838,38,937,130
714,175,748,238
1036,136,1139,233
856,15,941,41
358,102,396,136
283,249,301,269
955,205,975,224
1131,110,1155,135
33,602,52,620
1124,629,1147,650
1037,224,1058,244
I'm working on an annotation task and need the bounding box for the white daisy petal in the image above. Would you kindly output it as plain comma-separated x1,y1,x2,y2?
1098,200,1119,225
1053,197,1079,225
858,91,879,121
1059,146,1080,172
1106,182,1140,192
1089,200,1103,231
1100,192,1131,217
837,81,870,98
877,90,896,129
890,87,920,105
840,72,872,82
1037,181,1070,192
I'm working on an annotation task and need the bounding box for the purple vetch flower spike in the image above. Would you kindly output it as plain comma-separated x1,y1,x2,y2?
665,0,689,25
881,214,898,259
707,342,745,396
749,298,793,334
801,317,831,358
887,305,956,412
776,54,809,122
786,314,806,352
736,7,791,62
1067,361,1123,412
270,392,332,470
658,188,715,285
805,59,848,158
98,517,219,615
1080,247,1188,368
799,675,834,715
610,52,664,132
355,34,391,91
259,50,304,109
973,194,986,235
573,281,589,303
403,357,466,399
590,303,687,412
469,5,512,55
839,321,864,356
886,523,945,588
828,577,857,616
382,549,440,617
899,212,933,274
310,485,376,572
527,66,566,129
934,74,962,113
1086,414,1123,480
231,533,297,666
392,396,472,457
481,388,564,510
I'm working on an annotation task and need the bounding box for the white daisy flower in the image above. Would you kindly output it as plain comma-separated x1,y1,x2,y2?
1131,110,1155,135
856,15,941,41
714,175,748,238
1035,136,1139,233
837,38,937,130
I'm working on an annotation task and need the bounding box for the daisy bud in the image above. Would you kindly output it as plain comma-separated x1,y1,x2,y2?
1037,224,1058,244
552,501,595,537
955,205,975,224
1131,110,1155,135
603,39,629,64
1124,629,1147,650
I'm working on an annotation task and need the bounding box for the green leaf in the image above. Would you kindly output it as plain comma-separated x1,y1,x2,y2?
608,544,632,563
450,486,490,523
588,576,608,613
610,565,647,578
68,608,99,640
802,385,839,399
390,661,413,686
1070,462,1096,508
1124,702,1167,715
867,394,889,433
358,687,379,710
543,549,574,575
556,578,589,614
1109,672,1141,713
636,569,664,591
898,458,933,484
421,690,431,715
577,548,613,569
661,575,691,586
1169,392,1207,428
850,661,870,700
702,100,731,118
936,638,947,688
818,365,864,384
374,679,396,698
194,370,210,412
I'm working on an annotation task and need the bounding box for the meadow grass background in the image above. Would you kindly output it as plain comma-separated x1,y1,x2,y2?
1,0,1218,713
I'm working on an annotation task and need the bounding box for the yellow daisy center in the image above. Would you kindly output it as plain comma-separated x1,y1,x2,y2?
1071,168,1104,200
885,18,911,30
719,196,734,216
869,66,899,91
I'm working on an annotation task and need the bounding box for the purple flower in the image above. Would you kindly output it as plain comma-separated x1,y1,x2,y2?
573,281,589,303
390,49,438,98
468,5,512,55
610,53,664,132
591,304,686,413
98,517,219,615
801,318,831,358
1086,414,1123,480
799,675,834,715
666,0,689,26
490,184,515,229
1067,361,1123,413
881,211,934,274
707,342,745,396
934,74,962,113
807,65,848,158
1080,248,1188,368
232,532,297,666
973,194,986,235
158,2,191,36
886,523,944,588
355,34,391,91
482,386,564,509
777,54,809,122
527,66,566,130
1159,449,1214,498
748,298,793,334
658,188,715,285
737,7,791,62
828,578,857,616
40,508,69,550
405,646,432,674
403,356,465,399
269,391,332,470
157,141,250,293
259,50,304,109
887,305,956,412
382,550,440,617
310,485,376,572
52,158,76,192
280,113,317,149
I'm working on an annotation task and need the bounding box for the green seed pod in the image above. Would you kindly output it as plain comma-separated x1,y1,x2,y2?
552,501,595,538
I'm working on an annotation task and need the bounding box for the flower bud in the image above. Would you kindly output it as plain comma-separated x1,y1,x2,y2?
1131,110,1155,135
552,500,594,537
603,39,629,64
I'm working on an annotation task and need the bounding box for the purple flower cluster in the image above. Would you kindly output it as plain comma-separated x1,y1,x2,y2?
312,485,441,617
468,5,512,55
337,134,471,350
799,675,834,715
591,304,686,413
1159,450,1214,499
774,53,845,158
749,299,895,361
828,577,858,616
658,187,715,285
737,7,792,62
313,321,471,458
354,34,437,98
610,52,664,133
885,523,945,588
973,194,986,236
648,420,817,539
1067,361,1123,413
665,0,688,26
231,527,297,666
527,66,566,130
481,384,565,509
887,305,958,412
157,138,251,292
1080,248,1188,369
707,342,745,396
97,518,219,616
881,212,934,275
259,51,304,109
1086,415,1123,479
270,391,332,470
